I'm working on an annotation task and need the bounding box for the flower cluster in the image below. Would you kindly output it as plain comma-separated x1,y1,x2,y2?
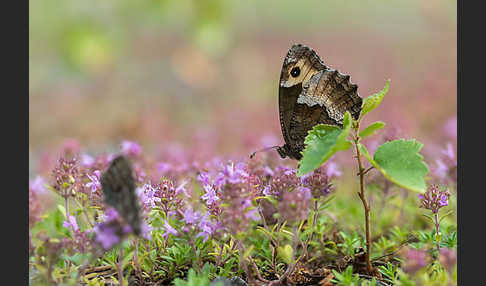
52,157,80,198
300,165,335,198
93,208,150,250
278,186,312,223
178,207,218,242
418,185,450,214
198,161,258,235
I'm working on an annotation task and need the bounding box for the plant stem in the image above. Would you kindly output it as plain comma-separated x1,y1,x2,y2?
268,227,302,286
236,238,252,282
133,238,144,285
301,200,319,261
118,247,124,286
434,213,441,255
74,198,94,227
353,125,373,274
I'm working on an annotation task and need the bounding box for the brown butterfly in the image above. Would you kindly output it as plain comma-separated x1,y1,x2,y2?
275,44,363,160
100,155,142,235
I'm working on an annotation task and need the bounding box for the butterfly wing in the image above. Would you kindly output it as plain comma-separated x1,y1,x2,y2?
278,44,362,160
298,69,362,124
100,155,142,235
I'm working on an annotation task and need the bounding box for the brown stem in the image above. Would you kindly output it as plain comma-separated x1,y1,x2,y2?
239,241,270,283
354,124,373,274
118,247,124,286
269,227,301,286
302,201,319,261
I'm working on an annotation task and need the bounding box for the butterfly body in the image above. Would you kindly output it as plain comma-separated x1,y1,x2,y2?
278,44,362,160
100,155,142,235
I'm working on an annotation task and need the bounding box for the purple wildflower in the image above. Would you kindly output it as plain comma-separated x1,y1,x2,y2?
63,215,79,232
104,208,120,221
418,185,451,214
300,166,333,198
197,172,211,186
162,220,178,239
93,222,121,249
183,208,200,225
141,222,152,240
242,199,259,221
85,170,101,193
197,214,215,242
202,184,219,205
137,183,161,209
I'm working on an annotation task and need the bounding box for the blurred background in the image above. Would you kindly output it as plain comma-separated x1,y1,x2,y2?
29,0,456,176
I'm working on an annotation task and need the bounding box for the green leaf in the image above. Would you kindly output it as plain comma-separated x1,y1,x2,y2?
360,139,429,193
58,204,67,219
359,121,385,139
277,244,293,264
298,112,352,176
360,80,390,119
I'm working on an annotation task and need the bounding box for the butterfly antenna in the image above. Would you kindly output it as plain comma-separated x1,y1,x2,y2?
249,146,280,159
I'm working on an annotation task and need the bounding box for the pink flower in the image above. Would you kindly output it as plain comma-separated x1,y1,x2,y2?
121,140,142,157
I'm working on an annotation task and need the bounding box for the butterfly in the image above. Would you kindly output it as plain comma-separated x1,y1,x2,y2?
100,155,142,235
276,44,363,160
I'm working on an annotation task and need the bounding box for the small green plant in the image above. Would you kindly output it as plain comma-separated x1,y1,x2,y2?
332,265,360,286
298,80,429,273
172,268,213,286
